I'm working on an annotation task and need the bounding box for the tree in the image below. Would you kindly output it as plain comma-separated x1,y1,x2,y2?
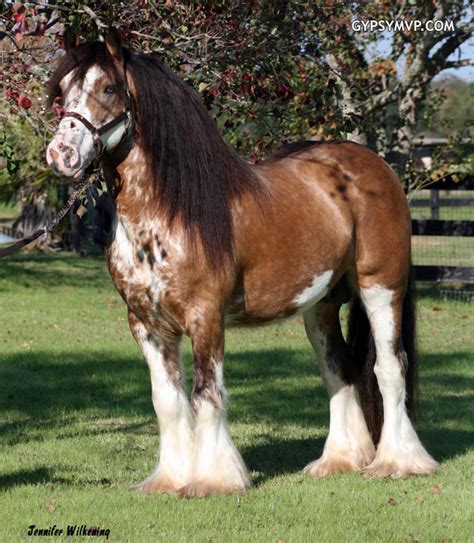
317,1,473,190
0,1,472,246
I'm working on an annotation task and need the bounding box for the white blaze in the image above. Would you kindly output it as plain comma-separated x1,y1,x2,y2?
47,65,129,178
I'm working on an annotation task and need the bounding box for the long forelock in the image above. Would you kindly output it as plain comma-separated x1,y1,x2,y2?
47,42,121,108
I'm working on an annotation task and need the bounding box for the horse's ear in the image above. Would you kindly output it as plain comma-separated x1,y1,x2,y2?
105,27,123,63
64,27,79,52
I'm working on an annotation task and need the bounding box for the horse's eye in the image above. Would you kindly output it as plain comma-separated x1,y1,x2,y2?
104,85,116,94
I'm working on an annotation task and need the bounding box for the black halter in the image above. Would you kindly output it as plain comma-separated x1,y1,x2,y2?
62,88,133,158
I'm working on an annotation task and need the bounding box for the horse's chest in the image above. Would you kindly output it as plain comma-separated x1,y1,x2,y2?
107,219,173,319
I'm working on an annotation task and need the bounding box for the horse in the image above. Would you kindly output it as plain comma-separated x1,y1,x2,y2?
45,28,438,497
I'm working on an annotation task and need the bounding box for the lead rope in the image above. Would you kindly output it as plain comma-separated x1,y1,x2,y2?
0,174,93,258
45,175,92,233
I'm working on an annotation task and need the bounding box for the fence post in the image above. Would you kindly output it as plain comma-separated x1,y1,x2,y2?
430,189,440,220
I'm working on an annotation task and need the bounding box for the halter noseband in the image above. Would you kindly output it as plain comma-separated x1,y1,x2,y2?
62,84,133,159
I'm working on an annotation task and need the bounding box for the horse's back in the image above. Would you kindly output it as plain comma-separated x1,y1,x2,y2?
257,140,408,221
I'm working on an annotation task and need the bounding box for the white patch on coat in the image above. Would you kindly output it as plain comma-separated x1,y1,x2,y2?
112,218,135,267
119,149,146,199
293,270,333,311
101,119,129,151
57,67,103,159
360,285,438,477
360,285,394,342
109,217,170,305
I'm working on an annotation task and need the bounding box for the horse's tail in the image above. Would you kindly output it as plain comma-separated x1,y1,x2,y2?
401,265,419,421
347,266,418,444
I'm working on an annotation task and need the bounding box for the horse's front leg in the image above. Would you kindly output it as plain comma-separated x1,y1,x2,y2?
180,309,250,497
128,310,194,493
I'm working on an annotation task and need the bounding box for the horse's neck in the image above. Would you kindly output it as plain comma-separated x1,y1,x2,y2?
105,145,156,226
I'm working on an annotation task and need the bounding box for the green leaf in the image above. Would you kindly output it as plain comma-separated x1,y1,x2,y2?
76,204,87,218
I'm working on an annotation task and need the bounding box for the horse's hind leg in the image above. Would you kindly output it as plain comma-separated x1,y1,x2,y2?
359,285,438,478
303,301,375,476
128,311,194,493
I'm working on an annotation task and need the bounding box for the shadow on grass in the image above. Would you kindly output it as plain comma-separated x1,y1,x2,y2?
0,347,323,437
0,253,109,291
0,346,472,485
0,467,71,489
245,436,326,484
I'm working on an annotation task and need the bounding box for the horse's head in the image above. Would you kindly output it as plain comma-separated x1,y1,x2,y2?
46,28,132,179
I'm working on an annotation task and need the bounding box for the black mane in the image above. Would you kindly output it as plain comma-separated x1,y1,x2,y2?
48,41,262,264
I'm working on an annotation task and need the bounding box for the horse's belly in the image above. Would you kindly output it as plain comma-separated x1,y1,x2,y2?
225,268,335,326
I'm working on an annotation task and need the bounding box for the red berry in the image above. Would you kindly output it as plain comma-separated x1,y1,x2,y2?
20,96,32,109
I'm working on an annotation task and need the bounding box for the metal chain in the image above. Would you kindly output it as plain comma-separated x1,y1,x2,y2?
43,174,94,234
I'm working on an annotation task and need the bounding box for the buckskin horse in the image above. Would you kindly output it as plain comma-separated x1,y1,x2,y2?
45,29,438,497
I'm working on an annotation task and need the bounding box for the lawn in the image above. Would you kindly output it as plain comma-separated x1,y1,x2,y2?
0,254,473,542
410,190,474,268
412,236,474,267
0,203,19,221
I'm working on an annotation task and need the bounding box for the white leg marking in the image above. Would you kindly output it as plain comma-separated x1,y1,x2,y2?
360,286,438,478
132,327,194,492
303,308,375,476
184,361,249,496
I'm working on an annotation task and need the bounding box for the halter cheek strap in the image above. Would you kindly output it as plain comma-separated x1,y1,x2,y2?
62,109,131,158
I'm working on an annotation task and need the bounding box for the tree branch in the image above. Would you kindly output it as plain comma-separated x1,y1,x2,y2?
428,21,474,74
443,58,474,69
81,5,108,31
363,87,399,114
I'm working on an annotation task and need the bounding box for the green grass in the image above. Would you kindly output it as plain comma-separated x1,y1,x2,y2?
0,254,473,542
410,206,474,221
0,203,19,221
409,190,474,221
409,190,474,267
412,236,474,267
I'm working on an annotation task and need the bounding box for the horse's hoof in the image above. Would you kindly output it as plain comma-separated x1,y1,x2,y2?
303,456,360,477
361,455,439,479
178,480,248,498
131,472,181,494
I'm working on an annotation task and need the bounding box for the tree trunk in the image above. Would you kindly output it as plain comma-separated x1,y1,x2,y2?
386,86,423,183
12,191,57,249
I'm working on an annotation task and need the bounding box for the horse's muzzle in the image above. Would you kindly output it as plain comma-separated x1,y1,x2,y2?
46,139,89,179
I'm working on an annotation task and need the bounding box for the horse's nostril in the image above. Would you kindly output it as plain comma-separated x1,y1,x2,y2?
70,121,76,128
62,145,79,169
57,142,64,150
